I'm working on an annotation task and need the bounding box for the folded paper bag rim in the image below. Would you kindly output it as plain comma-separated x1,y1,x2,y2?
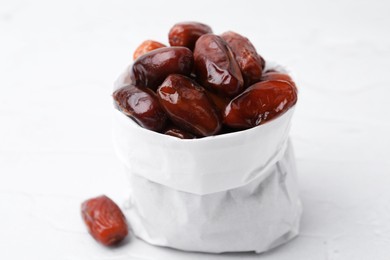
112,105,295,195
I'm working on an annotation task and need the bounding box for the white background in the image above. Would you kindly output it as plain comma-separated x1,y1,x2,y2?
1,0,390,259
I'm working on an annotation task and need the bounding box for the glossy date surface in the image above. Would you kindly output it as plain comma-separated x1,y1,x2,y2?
157,74,221,136
113,85,167,131
133,40,166,60
224,80,297,128
221,31,264,87
169,22,212,50
194,34,244,97
130,47,193,90
81,195,128,246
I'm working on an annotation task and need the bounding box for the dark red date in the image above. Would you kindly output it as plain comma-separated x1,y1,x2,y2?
130,47,193,90
81,195,128,246
194,34,244,97
224,80,297,128
133,40,166,60
221,31,264,87
113,85,167,131
169,22,212,50
157,74,221,136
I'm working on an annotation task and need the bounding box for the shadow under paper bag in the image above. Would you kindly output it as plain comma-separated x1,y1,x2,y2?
112,64,302,254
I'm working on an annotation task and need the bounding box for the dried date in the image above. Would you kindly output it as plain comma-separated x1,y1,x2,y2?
157,74,221,136
224,80,297,128
221,31,264,87
133,40,166,60
130,47,193,90
169,22,212,50
113,85,167,131
81,195,128,246
194,34,244,97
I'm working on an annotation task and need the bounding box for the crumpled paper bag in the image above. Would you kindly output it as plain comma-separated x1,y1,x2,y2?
112,63,302,253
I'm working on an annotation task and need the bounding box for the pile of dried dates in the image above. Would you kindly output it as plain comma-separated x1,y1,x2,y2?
113,22,298,139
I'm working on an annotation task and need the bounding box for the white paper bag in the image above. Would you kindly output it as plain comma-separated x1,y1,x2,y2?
112,64,302,253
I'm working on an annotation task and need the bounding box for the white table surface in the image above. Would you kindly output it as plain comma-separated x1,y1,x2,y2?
1,0,390,259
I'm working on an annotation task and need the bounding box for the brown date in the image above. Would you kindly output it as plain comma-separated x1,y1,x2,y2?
133,40,166,60
261,72,296,87
113,85,167,131
194,34,244,97
224,80,297,129
168,22,212,50
130,47,193,90
81,195,128,246
157,74,221,136
221,31,264,87
164,127,196,139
